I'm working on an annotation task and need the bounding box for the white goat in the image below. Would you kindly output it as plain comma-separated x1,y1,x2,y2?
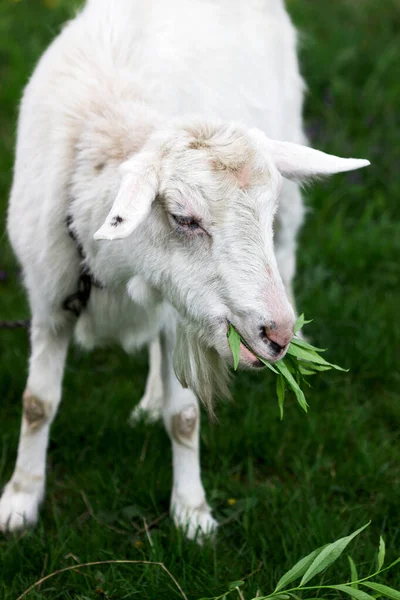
0,0,369,539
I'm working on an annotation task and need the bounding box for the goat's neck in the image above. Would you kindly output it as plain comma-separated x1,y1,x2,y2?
71,99,165,290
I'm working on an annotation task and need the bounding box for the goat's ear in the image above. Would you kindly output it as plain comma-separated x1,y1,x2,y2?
94,153,159,241
251,129,370,180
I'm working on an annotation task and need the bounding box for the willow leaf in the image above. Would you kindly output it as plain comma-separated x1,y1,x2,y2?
276,375,286,420
377,536,386,570
291,337,327,353
287,343,347,372
293,314,312,335
361,582,400,600
275,360,308,412
227,324,241,371
348,555,358,589
329,584,375,600
300,522,371,586
274,545,327,592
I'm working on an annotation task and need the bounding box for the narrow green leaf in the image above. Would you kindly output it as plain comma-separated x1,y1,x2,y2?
255,596,290,600
229,580,245,590
284,355,303,378
287,343,347,372
348,555,359,589
300,522,371,586
299,366,318,376
293,314,313,335
258,357,279,374
293,314,305,334
274,545,327,592
361,582,400,600
275,360,308,412
300,378,312,389
276,375,286,420
329,584,375,600
377,536,386,570
294,314,304,334
287,344,329,365
227,324,241,371
301,364,332,373
291,337,327,353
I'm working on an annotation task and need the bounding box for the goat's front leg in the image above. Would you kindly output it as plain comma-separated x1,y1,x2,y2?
129,337,163,425
0,319,70,531
160,331,217,541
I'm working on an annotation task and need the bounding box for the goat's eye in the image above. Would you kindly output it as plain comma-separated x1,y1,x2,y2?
171,214,201,231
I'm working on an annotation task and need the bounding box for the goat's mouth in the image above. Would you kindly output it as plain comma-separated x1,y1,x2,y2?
240,337,265,369
227,321,265,369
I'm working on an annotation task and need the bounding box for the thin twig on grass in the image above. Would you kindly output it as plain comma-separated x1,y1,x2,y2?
38,554,48,591
244,561,263,582
236,586,245,600
139,432,150,464
143,517,154,547
16,560,188,600
64,553,80,564
130,511,168,535
80,490,128,535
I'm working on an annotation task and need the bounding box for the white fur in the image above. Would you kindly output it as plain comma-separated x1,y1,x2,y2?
1,0,369,538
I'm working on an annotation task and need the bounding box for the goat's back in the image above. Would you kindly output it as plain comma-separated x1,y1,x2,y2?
80,0,304,140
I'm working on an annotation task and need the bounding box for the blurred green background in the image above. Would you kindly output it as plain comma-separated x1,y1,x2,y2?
0,0,399,598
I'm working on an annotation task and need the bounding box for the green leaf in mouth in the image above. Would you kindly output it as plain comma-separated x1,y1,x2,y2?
227,323,241,371
227,316,347,416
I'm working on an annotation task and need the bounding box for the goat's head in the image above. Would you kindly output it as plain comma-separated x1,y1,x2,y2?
94,118,369,406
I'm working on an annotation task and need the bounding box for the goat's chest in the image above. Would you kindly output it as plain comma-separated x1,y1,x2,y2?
73,283,167,353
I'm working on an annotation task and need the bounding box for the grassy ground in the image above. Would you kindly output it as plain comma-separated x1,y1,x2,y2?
0,0,399,598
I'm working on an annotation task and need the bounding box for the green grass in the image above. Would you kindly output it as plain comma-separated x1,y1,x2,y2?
0,0,399,598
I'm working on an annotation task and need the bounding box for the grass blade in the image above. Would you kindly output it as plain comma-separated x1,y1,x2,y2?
300,522,371,586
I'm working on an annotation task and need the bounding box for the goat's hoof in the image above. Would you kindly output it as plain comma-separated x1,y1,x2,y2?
128,402,162,426
172,495,218,543
0,482,42,532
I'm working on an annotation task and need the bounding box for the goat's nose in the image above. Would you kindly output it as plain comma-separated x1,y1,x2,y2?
260,321,294,355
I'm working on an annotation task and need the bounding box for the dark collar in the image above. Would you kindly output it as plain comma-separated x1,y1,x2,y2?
63,215,103,317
